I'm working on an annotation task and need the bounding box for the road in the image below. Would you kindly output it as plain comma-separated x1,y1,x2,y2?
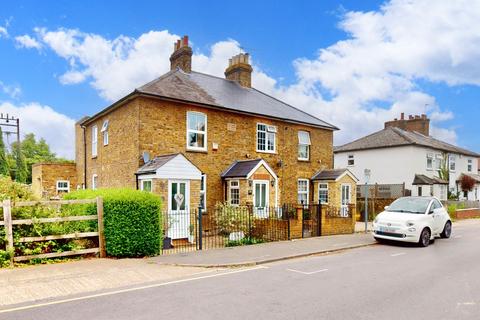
1,219,479,320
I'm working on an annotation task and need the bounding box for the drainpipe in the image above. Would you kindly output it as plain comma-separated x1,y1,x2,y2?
81,125,87,188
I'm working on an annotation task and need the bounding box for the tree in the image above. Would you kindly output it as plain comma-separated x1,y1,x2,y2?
438,153,449,183
459,174,476,195
13,144,27,183
0,127,9,175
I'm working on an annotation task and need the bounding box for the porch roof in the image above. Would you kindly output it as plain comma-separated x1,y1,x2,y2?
412,174,448,185
221,159,263,179
311,168,358,182
136,153,179,174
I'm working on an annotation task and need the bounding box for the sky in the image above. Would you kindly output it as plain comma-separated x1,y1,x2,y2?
0,0,479,159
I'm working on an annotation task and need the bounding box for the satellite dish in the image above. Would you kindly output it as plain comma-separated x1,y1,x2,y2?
142,151,150,163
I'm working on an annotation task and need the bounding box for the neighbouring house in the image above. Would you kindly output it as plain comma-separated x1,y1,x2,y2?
334,113,480,201
31,162,77,199
455,173,480,201
33,36,356,239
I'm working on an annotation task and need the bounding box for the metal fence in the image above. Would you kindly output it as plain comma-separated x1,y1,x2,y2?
161,203,353,255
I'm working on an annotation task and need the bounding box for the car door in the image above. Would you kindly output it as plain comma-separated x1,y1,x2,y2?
431,199,444,234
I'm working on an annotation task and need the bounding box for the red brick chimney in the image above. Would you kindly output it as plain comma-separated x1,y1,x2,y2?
385,113,430,136
225,53,253,88
170,35,192,73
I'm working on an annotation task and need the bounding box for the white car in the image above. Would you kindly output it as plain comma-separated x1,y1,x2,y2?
372,196,452,247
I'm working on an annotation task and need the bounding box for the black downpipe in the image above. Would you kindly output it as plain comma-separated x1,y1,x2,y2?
82,125,87,188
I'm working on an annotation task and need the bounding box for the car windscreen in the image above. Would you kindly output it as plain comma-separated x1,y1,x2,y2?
387,198,430,214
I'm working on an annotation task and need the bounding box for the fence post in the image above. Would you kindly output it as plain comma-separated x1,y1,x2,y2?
96,197,106,258
2,199,14,265
247,205,252,239
317,201,322,237
287,205,291,240
301,200,305,238
198,206,203,250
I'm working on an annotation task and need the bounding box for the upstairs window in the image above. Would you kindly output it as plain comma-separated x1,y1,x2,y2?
56,180,70,193
318,183,328,204
426,153,433,170
297,179,309,205
347,154,355,166
187,112,207,151
298,131,311,160
435,154,443,170
200,174,207,210
468,159,473,172
257,123,276,153
91,125,98,157
229,180,240,206
449,155,456,171
101,120,109,146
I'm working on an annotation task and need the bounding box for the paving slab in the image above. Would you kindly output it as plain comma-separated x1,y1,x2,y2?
150,233,377,267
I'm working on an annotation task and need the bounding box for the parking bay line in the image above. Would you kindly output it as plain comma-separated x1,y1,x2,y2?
390,252,406,257
286,268,329,275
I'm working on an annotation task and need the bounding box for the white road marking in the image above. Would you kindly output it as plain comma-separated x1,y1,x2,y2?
457,302,477,306
286,268,329,275
0,266,268,314
390,252,406,257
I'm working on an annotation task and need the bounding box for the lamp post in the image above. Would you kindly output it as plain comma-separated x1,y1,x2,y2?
364,169,371,233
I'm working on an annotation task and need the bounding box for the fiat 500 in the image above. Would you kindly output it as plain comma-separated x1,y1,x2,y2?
373,196,452,247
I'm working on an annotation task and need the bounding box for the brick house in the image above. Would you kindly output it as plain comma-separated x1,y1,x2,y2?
34,36,356,235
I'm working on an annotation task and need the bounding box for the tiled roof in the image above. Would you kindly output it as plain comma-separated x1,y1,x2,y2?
136,153,179,174
311,168,349,181
221,159,263,178
334,127,479,157
412,174,448,185
136,69,338,130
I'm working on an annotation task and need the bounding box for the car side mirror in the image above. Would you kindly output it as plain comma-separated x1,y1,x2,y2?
429,209,434,214
384,206,389,210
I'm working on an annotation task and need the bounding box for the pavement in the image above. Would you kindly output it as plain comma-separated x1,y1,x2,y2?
150,232,376,267
1,219,478,320
355,221,373,232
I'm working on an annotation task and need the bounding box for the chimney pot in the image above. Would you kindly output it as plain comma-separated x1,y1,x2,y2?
182,35,188,47
170,36,193,72
225,53,253,88
400,112,405,120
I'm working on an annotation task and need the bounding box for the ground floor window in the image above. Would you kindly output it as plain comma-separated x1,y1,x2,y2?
318,183,328,204
141,179,152,192
298,179,309,205
229,180,240,206
56,180,70,193
92,174,98,190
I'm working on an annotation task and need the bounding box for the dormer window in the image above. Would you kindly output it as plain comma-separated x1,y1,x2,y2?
187,112,207,151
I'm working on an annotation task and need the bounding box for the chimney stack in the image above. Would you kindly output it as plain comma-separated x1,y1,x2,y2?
170,35,192,73
224,53,253,88
385,113,430,136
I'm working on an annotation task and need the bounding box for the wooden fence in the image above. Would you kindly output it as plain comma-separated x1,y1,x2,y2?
1,197,105,265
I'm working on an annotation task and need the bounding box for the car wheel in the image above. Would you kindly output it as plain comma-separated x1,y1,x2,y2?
440,221,452,239
418,228,431,247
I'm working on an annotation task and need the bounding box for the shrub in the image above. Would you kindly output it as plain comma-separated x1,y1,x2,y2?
65,189,162,258
213,202,253,235
0,175,35,202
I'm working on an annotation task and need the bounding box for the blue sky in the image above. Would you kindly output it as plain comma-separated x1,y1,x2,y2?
0,0,479,158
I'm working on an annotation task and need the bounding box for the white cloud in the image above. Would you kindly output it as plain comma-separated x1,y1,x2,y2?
18,0,480,150
0,81,21,99
0,26,7,38
15,34,42,49
0,102,75,158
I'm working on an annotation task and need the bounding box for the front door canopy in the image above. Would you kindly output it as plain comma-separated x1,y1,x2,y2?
221,159,278,180
137,153,202,180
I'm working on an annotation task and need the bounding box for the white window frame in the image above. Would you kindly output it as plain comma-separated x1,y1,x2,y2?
435,154,443,171
92,174,98,190
91,125,98,158
318,183,328,204
298,130,311,161
140,179,152,192
200,174,207,211
297,179,309,205
186,111,207,151
468,159,473,172
56,180,70,193
449,154,456,172
426,153,433,170
101,120,109,146
256,123,276,153
347,154,354,166
229,180,240,206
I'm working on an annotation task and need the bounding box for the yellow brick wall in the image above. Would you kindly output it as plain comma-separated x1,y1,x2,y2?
31,163,77,199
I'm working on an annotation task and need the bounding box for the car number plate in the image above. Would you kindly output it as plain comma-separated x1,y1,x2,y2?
379,226,396,233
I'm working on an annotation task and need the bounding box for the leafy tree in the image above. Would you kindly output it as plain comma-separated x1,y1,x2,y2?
438,153,449,183
13,144,27,183
0,128,9,176
459,174,476,194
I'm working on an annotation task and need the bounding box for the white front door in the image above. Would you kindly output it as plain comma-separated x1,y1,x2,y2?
253,181,269,218
168,180,190,239
341,184,351,217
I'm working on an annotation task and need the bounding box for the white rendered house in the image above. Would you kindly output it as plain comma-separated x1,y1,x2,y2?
334,114,480,201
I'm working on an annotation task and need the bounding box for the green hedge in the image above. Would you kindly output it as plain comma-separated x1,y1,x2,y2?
65,189,162,257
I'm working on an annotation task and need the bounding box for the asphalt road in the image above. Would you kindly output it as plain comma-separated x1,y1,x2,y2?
2,220,480,320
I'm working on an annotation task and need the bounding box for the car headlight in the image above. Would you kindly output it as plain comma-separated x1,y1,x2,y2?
406,221,415,227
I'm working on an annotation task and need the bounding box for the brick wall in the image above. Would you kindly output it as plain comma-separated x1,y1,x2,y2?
31,163,77,199
455,208,480,220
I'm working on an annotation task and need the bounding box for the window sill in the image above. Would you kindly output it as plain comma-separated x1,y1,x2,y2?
256,150,277,155
186,148,208,154
298,158,310,162
91,156,97,159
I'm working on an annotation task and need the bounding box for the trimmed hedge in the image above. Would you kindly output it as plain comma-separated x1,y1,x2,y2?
65,189,162,257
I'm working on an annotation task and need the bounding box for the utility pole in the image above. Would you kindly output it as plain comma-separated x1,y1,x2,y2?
0,113,20,149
